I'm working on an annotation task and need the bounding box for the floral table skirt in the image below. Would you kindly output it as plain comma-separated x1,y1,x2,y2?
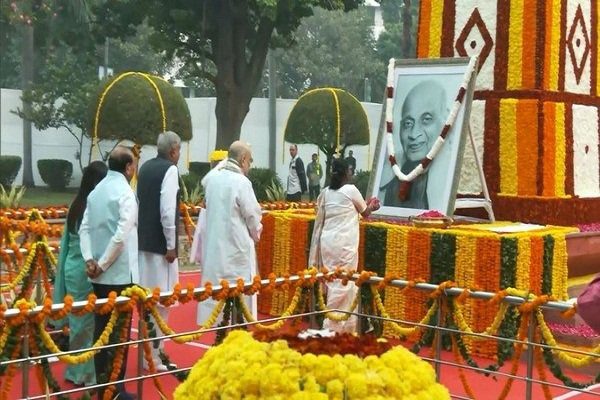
256,210,577,352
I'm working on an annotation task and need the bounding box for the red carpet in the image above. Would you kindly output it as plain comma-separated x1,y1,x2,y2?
6,271,599,399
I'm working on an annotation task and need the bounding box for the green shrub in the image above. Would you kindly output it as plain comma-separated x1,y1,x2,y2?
180,173,200,195
91,72,192,145
0,184,26,208
180,173,203,206
37,159,73,190
353,169,370,198
248,168,282,202
0,155,22,187
188,162,211,181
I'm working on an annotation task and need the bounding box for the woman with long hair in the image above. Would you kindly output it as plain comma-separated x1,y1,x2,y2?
53,160,108,386
308,158,380,333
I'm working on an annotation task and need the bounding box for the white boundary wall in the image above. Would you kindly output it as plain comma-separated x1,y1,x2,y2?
0,88,382,187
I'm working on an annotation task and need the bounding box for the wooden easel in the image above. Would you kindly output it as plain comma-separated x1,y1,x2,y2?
453,124,495,222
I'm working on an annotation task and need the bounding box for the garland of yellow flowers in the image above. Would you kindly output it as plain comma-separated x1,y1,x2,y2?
370,284,439,336
2,241,40,292
145,285,225,344
240,287,302,330
535,309,600,367
1,241,57,294
315,283,361,322
37,307,119,364
452,296,509,338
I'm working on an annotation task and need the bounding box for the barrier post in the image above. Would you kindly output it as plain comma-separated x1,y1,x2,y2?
21,319,30,398
433,298,443,381
309,284,318,329
525,314,537,400
137,301,144,398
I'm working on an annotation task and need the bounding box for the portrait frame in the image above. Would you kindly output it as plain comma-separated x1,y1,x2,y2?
367,57,478,218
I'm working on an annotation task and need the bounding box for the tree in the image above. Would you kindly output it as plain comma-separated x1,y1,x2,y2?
376,0,419,63
1,1,54,186
263,6,385,101
17,53,98,171
13,14,175,171
95,0,363,150
284,88,369,183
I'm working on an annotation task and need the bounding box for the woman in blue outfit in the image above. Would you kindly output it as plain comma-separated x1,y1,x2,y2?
53,161,107,386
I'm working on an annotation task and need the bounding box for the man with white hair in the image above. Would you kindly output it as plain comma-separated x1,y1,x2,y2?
381,80,448,209
137,131,181,371
197,140,262,324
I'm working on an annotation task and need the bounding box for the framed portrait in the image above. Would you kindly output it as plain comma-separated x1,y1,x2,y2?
367,57,478,218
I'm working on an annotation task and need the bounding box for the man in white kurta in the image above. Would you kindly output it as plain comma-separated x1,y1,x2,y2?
197,141,263,325
137,131,181,371
80,146,139,400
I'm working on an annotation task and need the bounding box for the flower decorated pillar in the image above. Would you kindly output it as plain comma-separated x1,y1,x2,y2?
417,0,599,225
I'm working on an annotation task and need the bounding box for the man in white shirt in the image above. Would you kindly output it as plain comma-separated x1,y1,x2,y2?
286,144,307,202
80,146,138,400
137,131,181,371
197,141,263,325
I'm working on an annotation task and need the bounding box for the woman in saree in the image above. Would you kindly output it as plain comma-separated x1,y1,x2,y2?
308,158,380,333
53,160,107,386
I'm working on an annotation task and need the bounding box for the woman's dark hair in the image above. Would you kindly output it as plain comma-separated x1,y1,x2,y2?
67,161,108,233
330,158,350,190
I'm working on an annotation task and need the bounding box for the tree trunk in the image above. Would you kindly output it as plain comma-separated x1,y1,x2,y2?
212,1,273,151
21,24,35,187
214,82,251,150
402,0,412,58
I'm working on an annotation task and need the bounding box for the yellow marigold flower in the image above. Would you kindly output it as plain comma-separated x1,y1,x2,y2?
174,331,450,400
345,373,369,398
326,379,344,399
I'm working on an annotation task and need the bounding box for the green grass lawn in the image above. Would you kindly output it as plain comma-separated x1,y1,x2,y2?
20,186,77,208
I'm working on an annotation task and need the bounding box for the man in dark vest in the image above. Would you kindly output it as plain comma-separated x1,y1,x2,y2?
137,131,181,371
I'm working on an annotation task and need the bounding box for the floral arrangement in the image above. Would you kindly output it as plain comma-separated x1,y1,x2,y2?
174,330,450,399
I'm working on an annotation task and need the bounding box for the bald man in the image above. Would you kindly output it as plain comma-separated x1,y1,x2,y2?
381,80,448,209
79,146,138,400
197,141,263,324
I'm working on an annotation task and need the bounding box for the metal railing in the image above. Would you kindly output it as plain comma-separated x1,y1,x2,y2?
1,272,599,399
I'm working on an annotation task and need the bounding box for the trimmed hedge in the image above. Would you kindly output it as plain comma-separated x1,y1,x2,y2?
91,72,192,145
0,155,22,187
248,168,282,202
284,88,370,147
37,159,73,190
